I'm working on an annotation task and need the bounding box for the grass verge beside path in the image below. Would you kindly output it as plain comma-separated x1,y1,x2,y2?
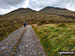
32,23,75,56
0,22,22,41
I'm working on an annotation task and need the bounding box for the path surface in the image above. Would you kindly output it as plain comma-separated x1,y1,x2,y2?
0,25,45,56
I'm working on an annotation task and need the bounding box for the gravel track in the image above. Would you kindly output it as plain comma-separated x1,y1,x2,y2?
0,25,46,56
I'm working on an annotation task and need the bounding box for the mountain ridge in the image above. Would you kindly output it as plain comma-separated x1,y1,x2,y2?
1,6,75,16
0,6,75,24
40,6,67,11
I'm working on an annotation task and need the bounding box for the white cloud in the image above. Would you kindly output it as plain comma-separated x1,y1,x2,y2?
0,0,75,15
0,0,29,15
29,0,69,10
0,6,16,15
29,0,75,11
22,0,29,8
65,0,75,11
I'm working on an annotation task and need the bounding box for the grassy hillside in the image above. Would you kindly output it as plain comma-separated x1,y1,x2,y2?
0,7,75,42
33,23,75,56
0,19,22,41
0,7,75,56
0,8,36,41
1,7,75,25
41,7,75,16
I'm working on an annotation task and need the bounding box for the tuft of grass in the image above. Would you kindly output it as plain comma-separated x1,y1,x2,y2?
33,24,75,56
0,21,22,41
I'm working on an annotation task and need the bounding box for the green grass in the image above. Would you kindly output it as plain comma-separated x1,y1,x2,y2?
0,8,75,41
0,20,22,41
33,24,75,56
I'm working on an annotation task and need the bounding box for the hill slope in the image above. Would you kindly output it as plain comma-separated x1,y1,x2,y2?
0,7,75,24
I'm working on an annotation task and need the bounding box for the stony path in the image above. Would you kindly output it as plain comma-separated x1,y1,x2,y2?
0,26,25,56
0,25,46,56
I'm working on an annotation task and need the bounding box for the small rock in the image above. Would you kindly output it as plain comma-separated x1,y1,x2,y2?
26,45,28,47
20,55,22,56
42,54,45,56
29,52,32,55
37,40,40,42
1,47,6,50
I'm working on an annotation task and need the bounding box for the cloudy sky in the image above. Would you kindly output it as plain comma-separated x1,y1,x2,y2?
0,0,75,15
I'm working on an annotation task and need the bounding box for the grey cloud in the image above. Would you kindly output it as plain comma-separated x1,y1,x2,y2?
0,0,75,15
5,0,24,6
29,0,70,9
29,0,44,9
0,0,25,9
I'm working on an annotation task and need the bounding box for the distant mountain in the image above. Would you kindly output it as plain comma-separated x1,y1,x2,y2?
41,6,67,11
0,7,75,24
40,6,75,14
11,8,36,12
40,6,75,20
5,8,36,15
